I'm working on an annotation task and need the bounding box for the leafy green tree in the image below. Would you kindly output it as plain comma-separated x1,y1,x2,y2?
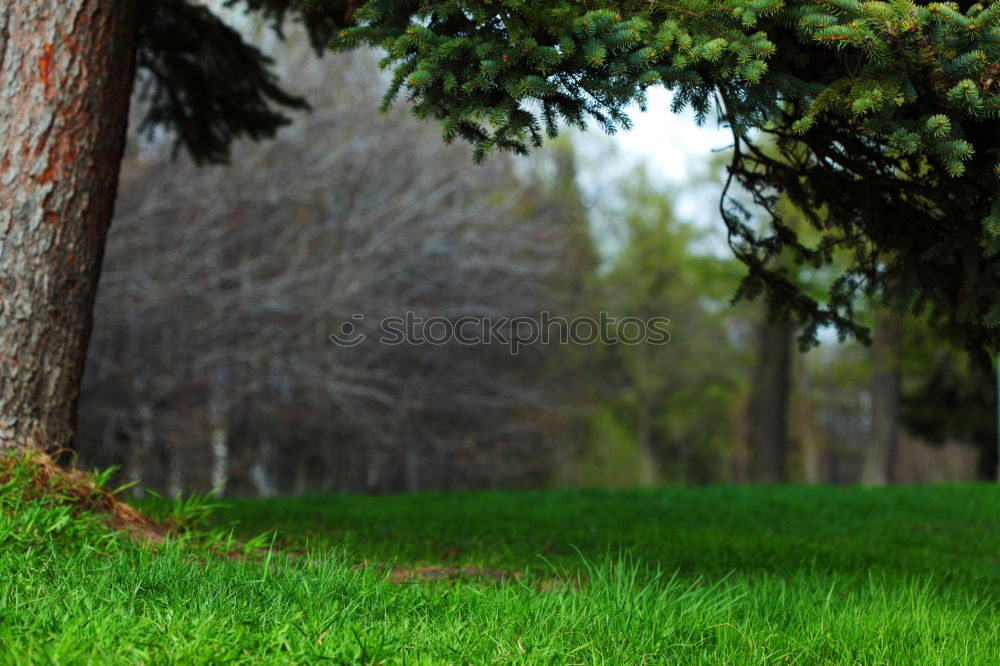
578,163,751,485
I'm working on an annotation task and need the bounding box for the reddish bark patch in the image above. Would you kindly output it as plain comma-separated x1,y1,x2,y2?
37,44,54,88
38,163,56,185
62,144,78,165
37,143,61,185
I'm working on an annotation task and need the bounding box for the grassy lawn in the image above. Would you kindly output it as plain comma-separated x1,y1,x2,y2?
3,463,1000,664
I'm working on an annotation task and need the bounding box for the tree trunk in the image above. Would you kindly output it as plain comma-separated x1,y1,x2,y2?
796,353,823,483
208,393,229,496
861,306,902,485
0,1,139,452
293,454,309,494
637,393,658,486
747,316,793,483
250,436,276,497
167,445,184,499
125,401,155,498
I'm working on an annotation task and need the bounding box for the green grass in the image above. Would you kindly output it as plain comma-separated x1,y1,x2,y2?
208,485,1000,587
3,459,1000,664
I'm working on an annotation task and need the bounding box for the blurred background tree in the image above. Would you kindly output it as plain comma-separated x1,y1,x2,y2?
573,160,752,487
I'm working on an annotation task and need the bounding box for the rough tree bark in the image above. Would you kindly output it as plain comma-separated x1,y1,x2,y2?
861,306,902,485
0,2,139,451
747,317,794,483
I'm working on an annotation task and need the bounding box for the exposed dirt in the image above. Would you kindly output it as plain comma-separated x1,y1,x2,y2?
361,563,581,590
384,565,523,583
0,449,168,544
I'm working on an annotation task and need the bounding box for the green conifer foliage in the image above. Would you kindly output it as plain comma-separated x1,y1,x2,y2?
132,0,1000,361
321,0,1000,362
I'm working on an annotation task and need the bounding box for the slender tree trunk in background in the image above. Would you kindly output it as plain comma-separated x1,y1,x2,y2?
209,424,228,496
748,316,793,483
796,354,823,483
975,362,998,480
293,455,309,494
861,306,902,485
365,448,383,491
167,450,183,499
0,2,138,452
250,436,276,497
125,401,155,498
208,394,229,496
637,393,658,486
404,443,420,492
978,431,998,481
